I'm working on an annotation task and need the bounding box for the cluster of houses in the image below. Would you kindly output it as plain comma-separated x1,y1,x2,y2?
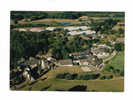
58,49,104,68
16,44,111,81
91,45,112,59
17,54,57,81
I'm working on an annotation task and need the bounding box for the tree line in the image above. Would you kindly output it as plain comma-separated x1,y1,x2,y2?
11,11,124,24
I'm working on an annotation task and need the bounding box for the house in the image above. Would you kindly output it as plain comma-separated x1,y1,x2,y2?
29,28,44,32
79,59,89,65
40,60,46,70
58,59,73,66
26,57,39,69
73,59,80,64
18,28,27,32
23,67,35,81
91,45,111,59
78,16,89,21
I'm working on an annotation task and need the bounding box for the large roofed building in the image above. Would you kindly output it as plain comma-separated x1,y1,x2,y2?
58,59,73,66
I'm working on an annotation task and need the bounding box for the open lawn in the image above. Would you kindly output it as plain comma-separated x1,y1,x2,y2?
13,66,124,92
106,51,124,71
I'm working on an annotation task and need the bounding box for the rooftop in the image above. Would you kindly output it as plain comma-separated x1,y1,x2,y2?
58,59,72,65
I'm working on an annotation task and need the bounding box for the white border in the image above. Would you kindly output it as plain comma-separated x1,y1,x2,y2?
0,0,133,100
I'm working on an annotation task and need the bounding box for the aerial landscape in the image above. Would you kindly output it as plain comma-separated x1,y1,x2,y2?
10,11,124,92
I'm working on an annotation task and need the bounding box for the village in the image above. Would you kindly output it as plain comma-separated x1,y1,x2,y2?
10,12,124,91
12,24,116,81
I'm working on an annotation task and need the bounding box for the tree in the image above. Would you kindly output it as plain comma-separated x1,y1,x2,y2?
118,28,124,34
65,73,72,80
114,43,124,51
120,71,124,76
100,76,106,80
106,75,113,79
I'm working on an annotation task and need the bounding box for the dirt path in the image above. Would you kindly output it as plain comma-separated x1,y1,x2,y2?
103,51,116,63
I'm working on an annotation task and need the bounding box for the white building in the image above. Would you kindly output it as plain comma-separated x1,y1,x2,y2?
45,27,56,31
67,30,96,36
64,26,90,31
29,28,44,32
18,28,27,32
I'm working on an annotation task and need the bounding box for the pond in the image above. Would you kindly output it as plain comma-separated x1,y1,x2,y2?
60,22,71,26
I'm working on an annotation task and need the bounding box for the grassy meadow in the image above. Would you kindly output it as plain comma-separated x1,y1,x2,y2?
106,51,124,71
12,66,124,92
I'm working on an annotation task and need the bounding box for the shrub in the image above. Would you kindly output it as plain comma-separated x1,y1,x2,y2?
56,74,65,79
76,75,82,80
120,71,124,76
65,73,73,80
106,75,113,79
76,73,100,80
100,76,106,80
71,73,78,79
115,69,120,73
104,66,114,72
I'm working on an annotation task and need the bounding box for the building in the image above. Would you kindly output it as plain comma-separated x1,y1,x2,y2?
23,67,35,81
26,57,39,69
116,38,124,43
58,59,73,66
78,16,89,21
79,59,89,65
91,45,111,59
67,30,96,36
29,28,44,32
45,27,56,31
18,28,27,32
80,36,91,41
64,26,90,31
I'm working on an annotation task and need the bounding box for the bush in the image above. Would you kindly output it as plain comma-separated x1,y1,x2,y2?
114,43,124,51
100,76,106,80
76,73,100,80
56,73,100,80
76,75,83,80
100,75,113,80
56,74,65,79
104,66,114,72
120,71,124,76
106,75,113,79
65,73,73,80
71,73,78,79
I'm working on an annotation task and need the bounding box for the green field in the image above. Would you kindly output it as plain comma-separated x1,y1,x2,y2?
18,78,123,92
12,66,124,92
106,51,124,71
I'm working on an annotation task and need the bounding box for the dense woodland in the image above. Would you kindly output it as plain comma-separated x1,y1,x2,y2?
10,30,94,69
